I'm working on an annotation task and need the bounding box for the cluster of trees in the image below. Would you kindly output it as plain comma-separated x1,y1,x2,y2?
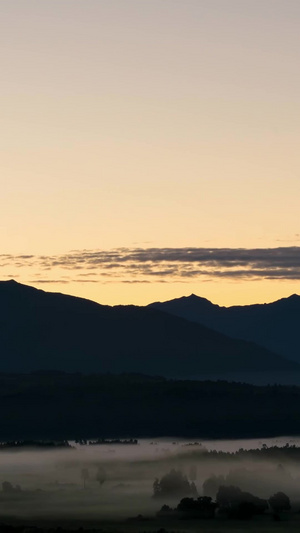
200,443,300,462
158,497,217,519
76,438,138,446
155,470,291,521
2,481,22,494
216,486,291,520
216,485,268,519
157,487,291,521
0,440,72,449
203,464,295,499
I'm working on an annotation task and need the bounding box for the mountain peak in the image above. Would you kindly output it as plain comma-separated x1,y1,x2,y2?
149,293,218,314
187,293,213,303
158,293,216,306
188,293,200,300
0,279,39,292
0,279,24,289
273,293,300,310
175,293,218,308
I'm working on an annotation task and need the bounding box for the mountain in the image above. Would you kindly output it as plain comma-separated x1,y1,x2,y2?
0,280,297,376
149,293,300,363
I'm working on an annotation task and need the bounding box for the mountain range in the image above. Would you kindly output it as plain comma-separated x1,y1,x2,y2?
150,293,300,364
0,280,299,380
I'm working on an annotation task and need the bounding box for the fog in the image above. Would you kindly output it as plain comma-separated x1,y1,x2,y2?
1,437,300,522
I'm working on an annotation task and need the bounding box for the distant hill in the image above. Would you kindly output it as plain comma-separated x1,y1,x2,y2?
1,373,300,440
0,280,297,376
149,293,300,363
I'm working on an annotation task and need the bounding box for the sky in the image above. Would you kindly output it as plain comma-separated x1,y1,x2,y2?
1,0,300,306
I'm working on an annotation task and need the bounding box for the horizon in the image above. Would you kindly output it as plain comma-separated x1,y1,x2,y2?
2,277,299,308
1,244,299,306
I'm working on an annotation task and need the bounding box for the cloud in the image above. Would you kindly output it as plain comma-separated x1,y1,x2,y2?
1,247,300,283
28,279,70,284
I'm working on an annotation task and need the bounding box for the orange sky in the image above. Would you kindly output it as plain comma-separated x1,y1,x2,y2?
1,0,300,306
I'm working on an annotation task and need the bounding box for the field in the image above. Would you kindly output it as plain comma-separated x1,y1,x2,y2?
0,437,300,531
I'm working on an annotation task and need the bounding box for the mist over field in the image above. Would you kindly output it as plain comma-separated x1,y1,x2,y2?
1,438,300,522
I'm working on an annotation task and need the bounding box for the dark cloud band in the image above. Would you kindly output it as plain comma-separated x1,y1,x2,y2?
1,247,300,283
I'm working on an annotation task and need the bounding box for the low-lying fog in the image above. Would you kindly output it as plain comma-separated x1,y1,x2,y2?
1,437,300,521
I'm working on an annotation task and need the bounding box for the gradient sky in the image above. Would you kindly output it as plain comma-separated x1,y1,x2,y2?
1,0,300,306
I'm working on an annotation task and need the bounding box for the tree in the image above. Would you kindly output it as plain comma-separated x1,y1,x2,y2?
81,468,89,489
189,464,197,481
269,492,291,512
2,481,14,493
203,475,225,499
156,504,173,518
153,469,197,499
177,496,217,519
96,466,106,486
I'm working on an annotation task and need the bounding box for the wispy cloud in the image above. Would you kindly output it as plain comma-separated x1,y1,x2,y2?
1,247,300,284
27,279,70,284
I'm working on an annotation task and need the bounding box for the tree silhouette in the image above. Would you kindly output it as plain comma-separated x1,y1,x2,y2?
81,468,89,489
2,481,22,493
269,492,291,512
96,466,106,486
177,496,217,519
203,475,225,499
153,469,197,499
216,485,268,519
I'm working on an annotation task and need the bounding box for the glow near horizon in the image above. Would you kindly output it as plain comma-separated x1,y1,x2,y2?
1,0,300,306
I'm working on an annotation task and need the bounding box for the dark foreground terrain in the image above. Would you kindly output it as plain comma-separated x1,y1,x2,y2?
1,372,300,439
2,513,300,533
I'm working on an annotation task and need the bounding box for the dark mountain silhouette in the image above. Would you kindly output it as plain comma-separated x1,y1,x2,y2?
149,293,300,363
0,280,297,376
